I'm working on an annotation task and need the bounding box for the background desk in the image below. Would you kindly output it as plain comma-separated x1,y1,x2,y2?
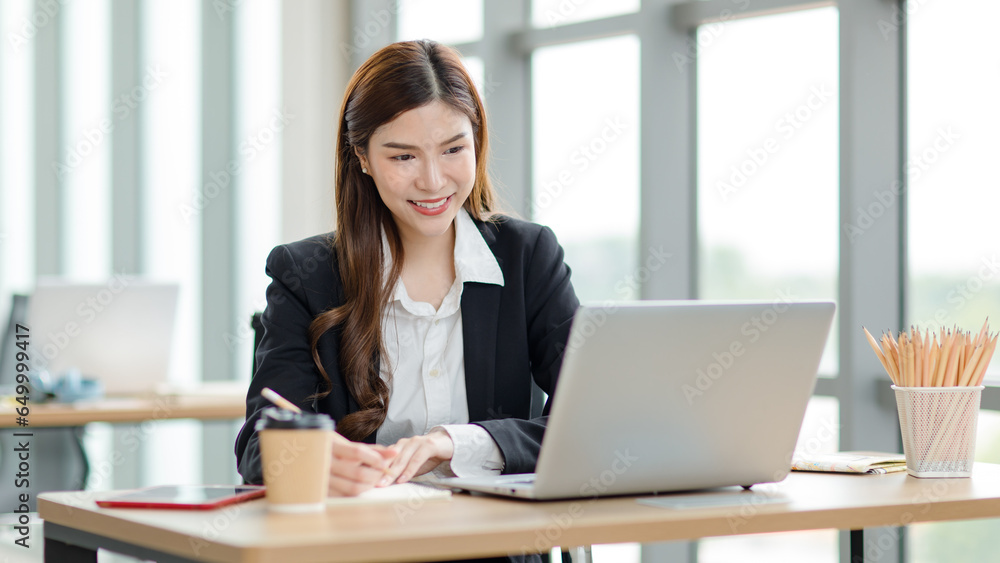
39,463,1000,562
1,386,247,512
0,387,247,428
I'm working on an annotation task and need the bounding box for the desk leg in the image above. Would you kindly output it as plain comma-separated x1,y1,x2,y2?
44,521,202,563
846,527,902,563
850,529,863,563
564,546,592,563
44,535,97,563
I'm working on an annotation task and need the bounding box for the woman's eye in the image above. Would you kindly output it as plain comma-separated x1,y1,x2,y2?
445,145,464,155
391,154,414,162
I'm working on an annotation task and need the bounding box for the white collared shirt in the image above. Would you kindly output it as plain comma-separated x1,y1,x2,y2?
375,208,506,476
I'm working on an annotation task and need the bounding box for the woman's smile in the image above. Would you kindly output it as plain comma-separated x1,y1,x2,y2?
410,195,453,215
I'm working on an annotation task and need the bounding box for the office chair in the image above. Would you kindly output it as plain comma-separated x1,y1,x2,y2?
0,294,90,512
249,312,589,563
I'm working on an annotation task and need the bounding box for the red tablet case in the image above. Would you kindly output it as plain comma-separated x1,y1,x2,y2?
95,485,266,510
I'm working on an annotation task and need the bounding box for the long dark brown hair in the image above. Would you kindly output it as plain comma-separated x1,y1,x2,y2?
309,40,496,441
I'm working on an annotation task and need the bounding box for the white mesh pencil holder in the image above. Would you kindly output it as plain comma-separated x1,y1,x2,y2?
893,385,983,478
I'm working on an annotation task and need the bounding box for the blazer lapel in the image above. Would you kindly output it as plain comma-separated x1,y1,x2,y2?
461,282,501,421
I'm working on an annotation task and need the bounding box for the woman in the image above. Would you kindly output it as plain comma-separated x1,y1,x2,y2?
235,39,578,560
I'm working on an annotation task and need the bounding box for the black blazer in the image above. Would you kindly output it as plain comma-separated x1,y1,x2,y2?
235,215,580,487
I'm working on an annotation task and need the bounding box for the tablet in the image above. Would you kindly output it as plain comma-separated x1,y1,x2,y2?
96,485,266,510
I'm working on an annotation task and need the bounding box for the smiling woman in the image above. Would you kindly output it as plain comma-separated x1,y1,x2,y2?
235,39,579,563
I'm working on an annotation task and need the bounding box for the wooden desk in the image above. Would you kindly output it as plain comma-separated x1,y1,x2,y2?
0,388,246,428
38,463,1000,563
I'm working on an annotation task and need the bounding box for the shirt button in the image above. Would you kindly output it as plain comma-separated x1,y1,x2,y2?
433,319,440,326
429,369,440,378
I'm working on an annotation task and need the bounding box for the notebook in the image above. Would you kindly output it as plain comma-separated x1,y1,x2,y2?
26,279,180,395
436,299,836,500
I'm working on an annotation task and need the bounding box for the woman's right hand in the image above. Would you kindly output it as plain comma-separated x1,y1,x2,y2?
328,438,398,497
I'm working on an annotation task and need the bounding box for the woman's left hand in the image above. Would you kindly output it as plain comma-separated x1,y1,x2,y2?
380,428,454,486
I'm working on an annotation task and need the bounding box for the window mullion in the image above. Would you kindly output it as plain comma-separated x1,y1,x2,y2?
111,0,143,274
35,0,63,277
838,0,906,559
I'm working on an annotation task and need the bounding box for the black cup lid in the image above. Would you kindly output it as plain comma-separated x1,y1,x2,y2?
255,407,335,431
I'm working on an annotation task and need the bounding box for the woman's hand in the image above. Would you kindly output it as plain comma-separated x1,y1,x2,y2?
328,438,397,497
380,428,455,486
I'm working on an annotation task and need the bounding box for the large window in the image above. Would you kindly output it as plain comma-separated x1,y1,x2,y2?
697,6,839,375
696,8,840,560
234,0,283,386
532,35,640,302
906,0,1000,379
0,0,35,308
906,1,1000,559
0,0,281,491
140,0,202,488
61,0,111,279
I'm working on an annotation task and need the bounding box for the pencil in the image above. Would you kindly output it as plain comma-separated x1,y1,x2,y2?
957,332,968,384
933,330,953,387
923,331,933,387
887,330,901,365
864,327,895,385
261,387,393,477
974,318,990,349
898,333,909,387
926,333,938,387
971,333,997,387
958,345,984,388
261,387,302,413
864,322,993,387
905,336,916,387
943,335,962,387
890,335,901,385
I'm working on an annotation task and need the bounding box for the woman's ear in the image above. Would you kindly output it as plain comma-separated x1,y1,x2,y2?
353,147,368,172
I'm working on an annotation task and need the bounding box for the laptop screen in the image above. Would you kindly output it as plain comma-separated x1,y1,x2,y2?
27,278,179,395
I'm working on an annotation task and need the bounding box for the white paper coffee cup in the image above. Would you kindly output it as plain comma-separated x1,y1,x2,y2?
256,408,335,512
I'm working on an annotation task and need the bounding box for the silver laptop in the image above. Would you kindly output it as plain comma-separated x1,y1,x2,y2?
27,279,180,395
437,300,835,500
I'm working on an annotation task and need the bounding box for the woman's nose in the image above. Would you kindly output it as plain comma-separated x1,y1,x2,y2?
416,160,445,191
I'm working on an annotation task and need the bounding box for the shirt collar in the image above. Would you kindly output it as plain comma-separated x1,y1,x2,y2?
454,208,504,287
380,208,504,304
